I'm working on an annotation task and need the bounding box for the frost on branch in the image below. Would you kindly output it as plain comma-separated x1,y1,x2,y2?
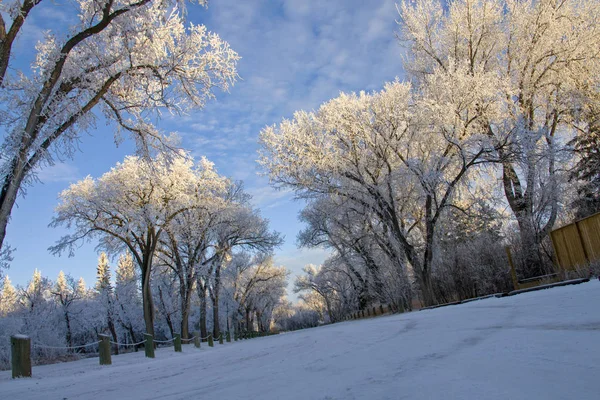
0,0,239,254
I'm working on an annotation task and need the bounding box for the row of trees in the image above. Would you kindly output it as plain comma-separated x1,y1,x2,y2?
0,249,288,369
48,152,287,340
261,0,600,315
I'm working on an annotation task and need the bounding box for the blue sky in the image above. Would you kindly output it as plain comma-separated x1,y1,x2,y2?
4,0,406,296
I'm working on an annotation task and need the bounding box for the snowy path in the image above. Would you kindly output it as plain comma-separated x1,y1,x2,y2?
1,281,599,399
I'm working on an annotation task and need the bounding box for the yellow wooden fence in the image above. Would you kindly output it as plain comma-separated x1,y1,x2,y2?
550,212,600,270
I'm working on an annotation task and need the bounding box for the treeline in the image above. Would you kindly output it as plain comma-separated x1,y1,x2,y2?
261,0,600,319
0,152,290,369
0,251,287,369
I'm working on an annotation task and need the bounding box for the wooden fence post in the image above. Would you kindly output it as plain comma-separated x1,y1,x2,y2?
11,335,31,378
208,334,214,347
226,331,231,343
99,334,111,365
144,333,155,358
174,334,182,352
194,331,201,348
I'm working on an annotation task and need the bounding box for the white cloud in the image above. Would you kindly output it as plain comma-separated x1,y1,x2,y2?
35,162,80,184
246,184,294,208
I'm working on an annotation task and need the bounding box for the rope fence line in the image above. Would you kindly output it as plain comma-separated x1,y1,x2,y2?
154,338,175,344
32,341,101,350
109,339,146,347
181,336,198,343
10,330,270,378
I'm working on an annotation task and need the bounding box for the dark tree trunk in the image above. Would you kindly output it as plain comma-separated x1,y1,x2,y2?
198,285,208,340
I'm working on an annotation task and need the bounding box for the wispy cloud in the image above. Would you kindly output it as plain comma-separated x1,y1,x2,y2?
247,184,294,209
35,162,80,184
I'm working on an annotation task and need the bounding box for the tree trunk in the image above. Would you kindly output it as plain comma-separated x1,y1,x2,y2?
0,158,26,253
418,196,437,307
245,307,251,331
107,313,119,355
141,264,155,338
179,280,193,339
212,263,222,338
198,286,208,340
502,161,550,278
64,310,73,348
158,285,174,338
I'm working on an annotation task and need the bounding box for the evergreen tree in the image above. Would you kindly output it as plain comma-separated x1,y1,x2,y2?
76,277,88,298
95,253,112,293
0,276,17,316
570,112,600,218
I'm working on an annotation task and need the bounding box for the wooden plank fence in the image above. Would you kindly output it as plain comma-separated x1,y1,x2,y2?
551,211,600,271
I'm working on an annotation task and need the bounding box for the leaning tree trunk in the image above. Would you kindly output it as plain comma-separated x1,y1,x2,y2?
0,157,27,254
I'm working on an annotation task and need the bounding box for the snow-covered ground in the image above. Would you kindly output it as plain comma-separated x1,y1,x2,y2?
2,281,599,400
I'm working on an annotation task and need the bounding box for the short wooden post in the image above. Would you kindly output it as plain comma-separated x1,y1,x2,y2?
226,331,231,343
144,333,155,358
174,334,182,352
194,331,200,348
99,334,111,365
11,334,31,378
208,334,214,347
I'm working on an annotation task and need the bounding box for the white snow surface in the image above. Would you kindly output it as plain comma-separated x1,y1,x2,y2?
2,281,599,399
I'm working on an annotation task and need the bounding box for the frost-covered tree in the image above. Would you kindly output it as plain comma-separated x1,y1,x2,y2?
0,0,239,255
154,160,229,339
50,152,207,336
231,256,288,333
52,271,85,347
0,275,17,316
294,264,339,323
397,0,600,274
206,195,282,337
260,79,495,305
114,252,143,344
94,252,119,349
569,106,600,218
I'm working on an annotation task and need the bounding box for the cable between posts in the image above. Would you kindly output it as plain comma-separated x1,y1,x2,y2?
33,341,101,350
181,336,197,343
109,339,146,347
154,338,175,344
